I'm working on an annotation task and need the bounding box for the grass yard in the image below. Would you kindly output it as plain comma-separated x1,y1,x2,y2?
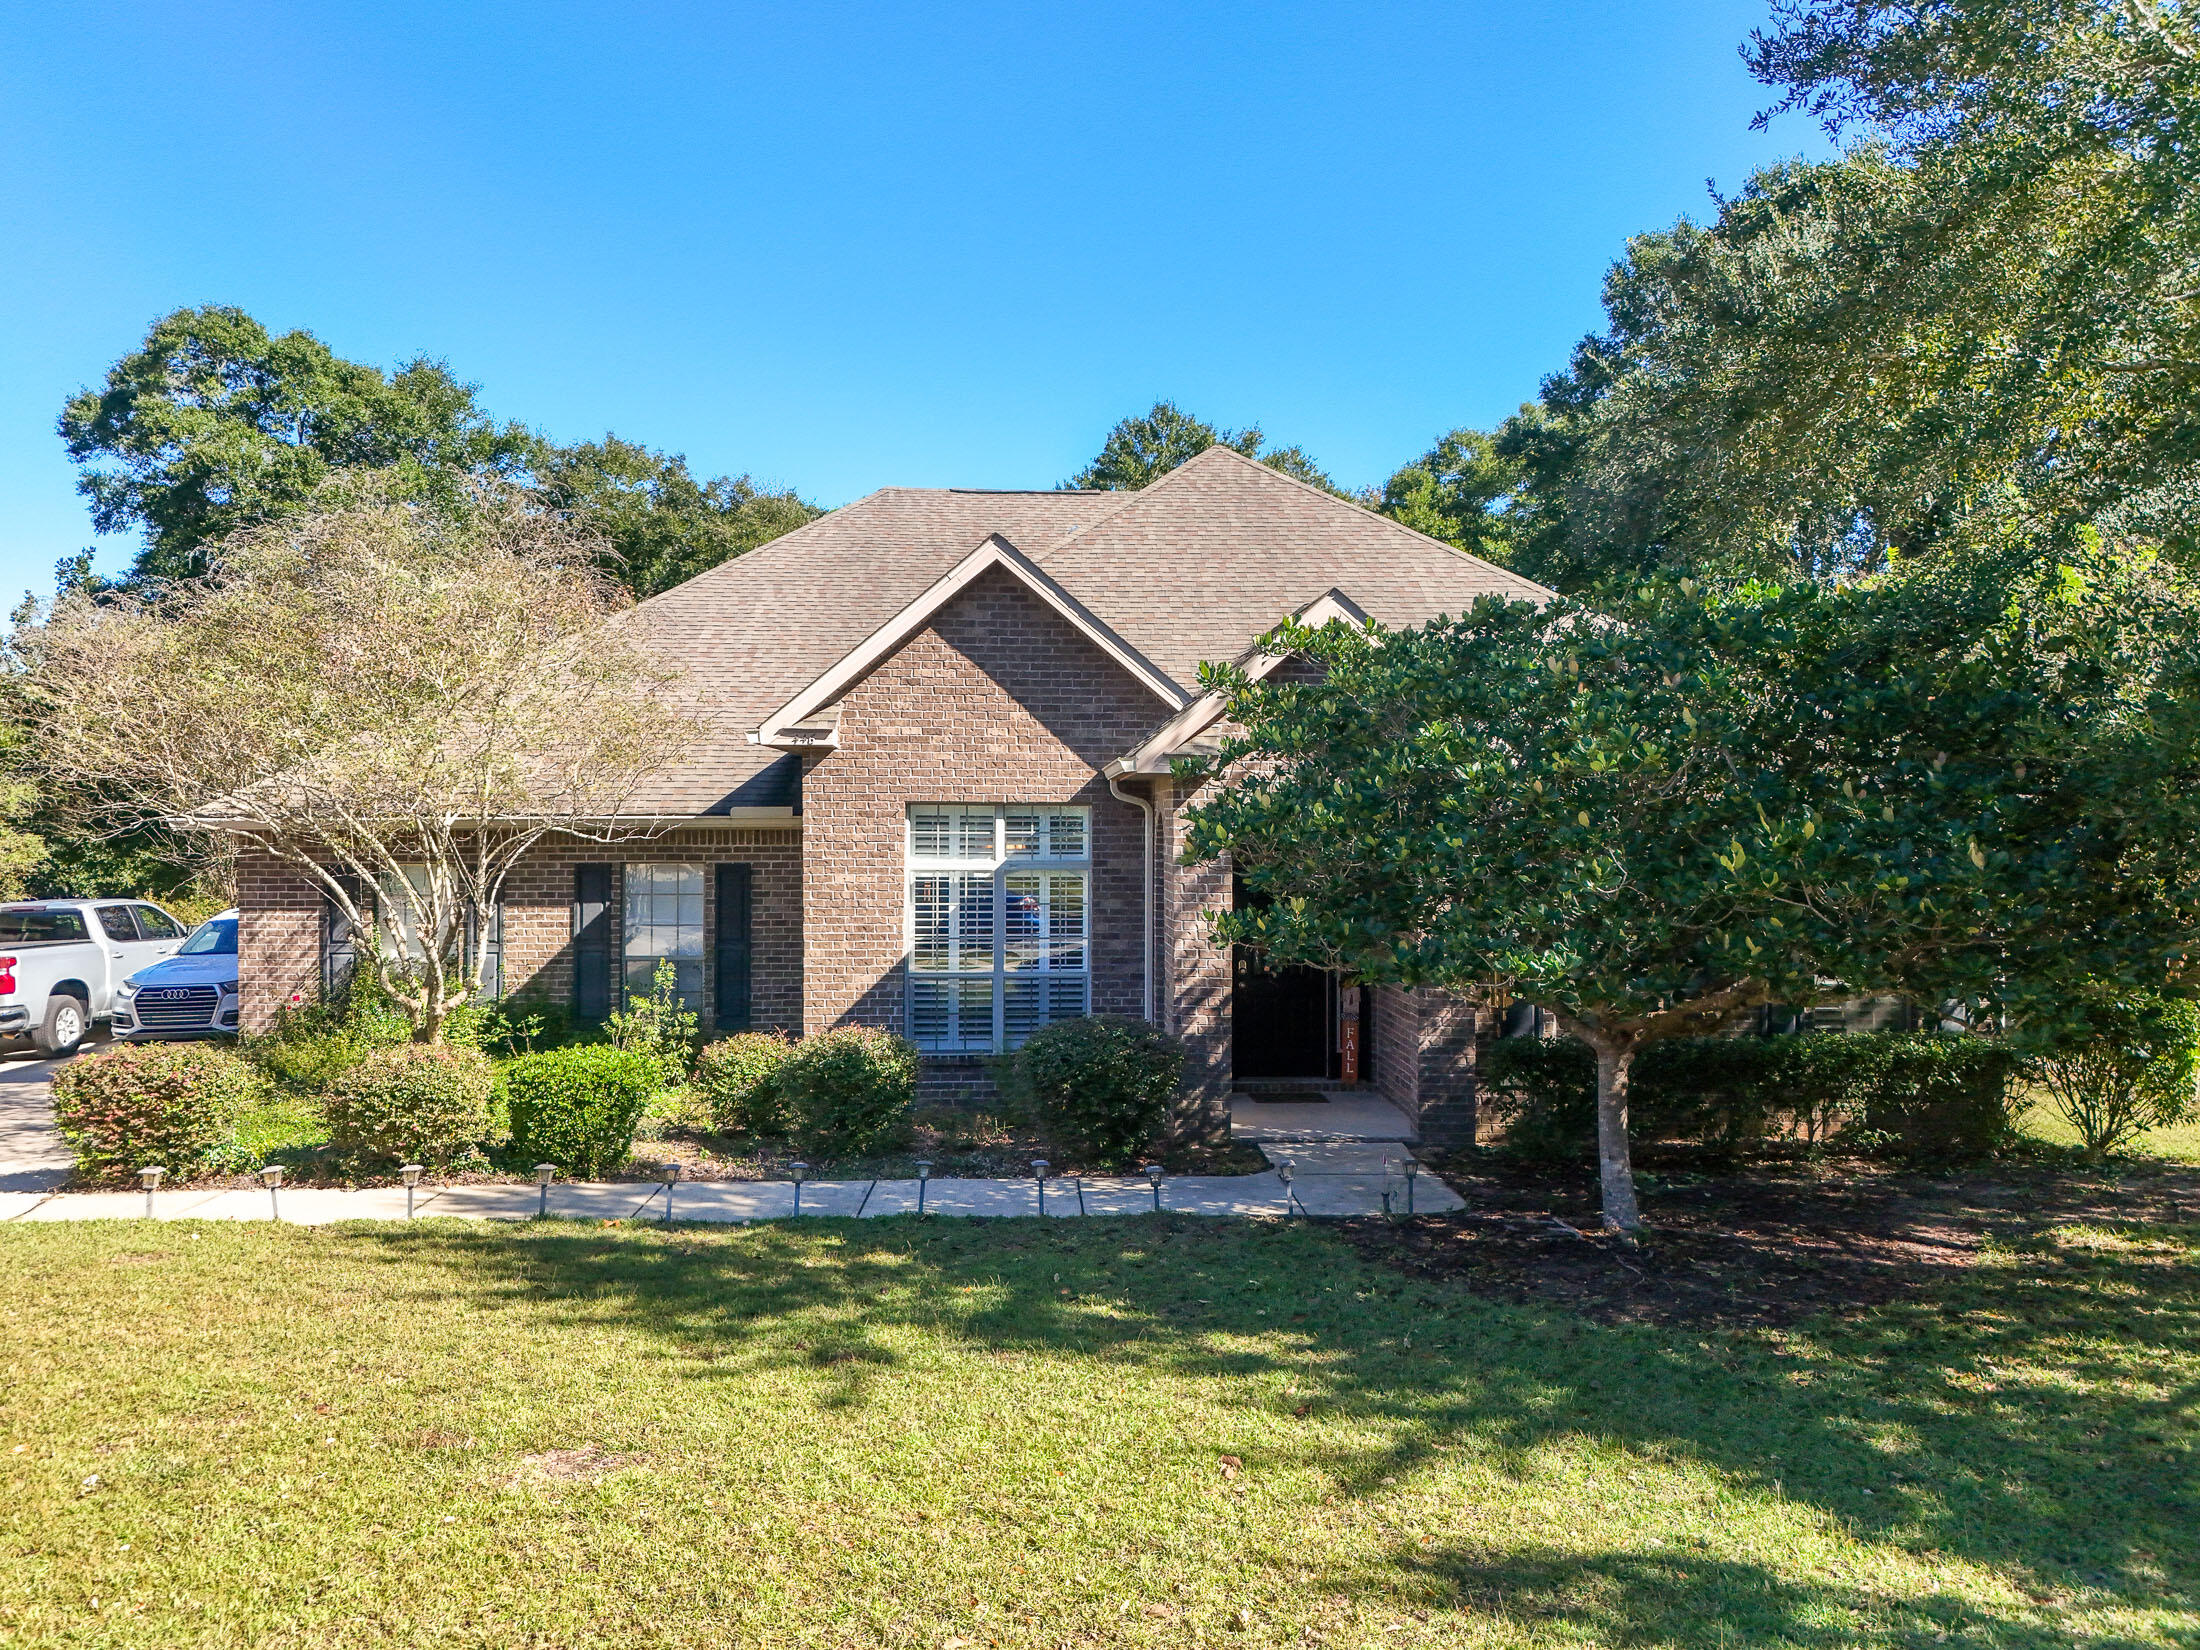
2,1202,2195,1649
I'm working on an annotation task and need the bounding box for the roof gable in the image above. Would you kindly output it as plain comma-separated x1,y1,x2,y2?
754,534,1190,750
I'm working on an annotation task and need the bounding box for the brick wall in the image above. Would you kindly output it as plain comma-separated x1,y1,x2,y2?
236,851,323,1032
800,565,1170,1087
1373,983,1481,1147
234,828,803,1035
1156,772,1232,1138
495,829,802,1033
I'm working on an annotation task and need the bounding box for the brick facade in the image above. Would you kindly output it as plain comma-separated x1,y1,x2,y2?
236,830,802,1036
800,565,1169,1102
1373,984,1482,1147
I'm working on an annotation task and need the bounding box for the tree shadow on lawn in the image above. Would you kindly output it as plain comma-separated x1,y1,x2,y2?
358,1209,2199,1630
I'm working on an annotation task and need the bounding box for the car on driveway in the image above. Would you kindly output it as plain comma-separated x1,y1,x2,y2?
0,898,190,1055
112,909,241,1040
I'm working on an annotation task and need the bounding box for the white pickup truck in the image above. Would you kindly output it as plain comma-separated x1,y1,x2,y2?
0,899,190,1056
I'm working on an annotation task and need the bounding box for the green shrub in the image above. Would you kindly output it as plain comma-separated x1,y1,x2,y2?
503,1045,659,1176
2026,993,2200,1159
696,1031,796,1135
323,1043,494,1168
1006,1016,1183,1168
1481,1031,2019,1162
50,1042,258,1181
777,1027,919,1157
1848,1034,2015,1161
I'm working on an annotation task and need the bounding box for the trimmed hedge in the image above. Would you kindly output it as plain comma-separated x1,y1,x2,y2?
323,1043,494,1168
1007,1016,1183,1168
696,1032,796,1136
1481,1031,2020,1162
50,1041,258,1182
503,1045,659,1176
776,1027,919,1157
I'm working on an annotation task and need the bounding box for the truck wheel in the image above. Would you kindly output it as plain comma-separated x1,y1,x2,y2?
34,995,86,1058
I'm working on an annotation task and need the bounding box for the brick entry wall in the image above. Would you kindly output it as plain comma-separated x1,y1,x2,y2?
1156,773,1232,1138
799,566,1170,1103
1373,984,1482,1147
236,828,803,1034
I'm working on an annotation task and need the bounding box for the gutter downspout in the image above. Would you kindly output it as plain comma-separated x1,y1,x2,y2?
1106,768,1156,1023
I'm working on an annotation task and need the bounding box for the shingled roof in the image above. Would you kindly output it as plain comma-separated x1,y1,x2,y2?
627,445,1555,816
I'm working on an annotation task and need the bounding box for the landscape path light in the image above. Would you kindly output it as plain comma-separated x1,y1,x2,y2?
1402,1156,1420,1218
259,1164,283,1221
138,1165,164,1219
1144,1162,1164,1213
400,1165,423,1220
914,1159,933,1216
789,1162,809,1216
535,1164,557,1218
1031,1159,1049,1216
1276,1158,1295,1218
663,1161,681,1225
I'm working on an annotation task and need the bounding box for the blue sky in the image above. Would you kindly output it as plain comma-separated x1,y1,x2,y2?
0,1,1828,595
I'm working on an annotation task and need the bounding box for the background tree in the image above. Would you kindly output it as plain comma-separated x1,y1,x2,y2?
20,480,697,1041
58,306,537,585
532,436,819,599
1479,1,2200,593
1374,426,1526,564
1184,537,2200,1227
1066,400,1346,495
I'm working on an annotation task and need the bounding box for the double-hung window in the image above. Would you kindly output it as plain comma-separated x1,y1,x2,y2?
907,804,1090,1052
624,863,704,1003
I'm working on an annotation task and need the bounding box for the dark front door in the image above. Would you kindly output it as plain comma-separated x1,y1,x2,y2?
1230,872,1334,1079
1233,949,1332,1078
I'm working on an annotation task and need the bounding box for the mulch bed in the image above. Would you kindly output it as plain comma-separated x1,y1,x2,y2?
1340,1153,2200,1329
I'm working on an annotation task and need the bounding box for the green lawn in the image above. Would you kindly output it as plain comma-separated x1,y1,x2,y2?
2,1211,2194,1648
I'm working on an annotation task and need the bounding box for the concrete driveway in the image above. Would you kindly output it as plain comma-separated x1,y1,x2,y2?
0,1051,72,1195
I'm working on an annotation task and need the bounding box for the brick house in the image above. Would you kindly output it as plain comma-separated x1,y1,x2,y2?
237,447,1554,1142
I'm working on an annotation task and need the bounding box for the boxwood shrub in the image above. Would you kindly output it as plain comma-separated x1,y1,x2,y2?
503,1045,659,1176
696,1031,796,1136
323,1043,494,1168
776,1027,919,1157
50,1041,258,1182
1007,1016,1183,1168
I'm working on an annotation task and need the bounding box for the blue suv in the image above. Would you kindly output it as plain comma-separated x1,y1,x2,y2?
112,909,241,1039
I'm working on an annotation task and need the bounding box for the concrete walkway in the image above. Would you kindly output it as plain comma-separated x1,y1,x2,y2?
3,1157,1464,1224
1229,1088,1419,1143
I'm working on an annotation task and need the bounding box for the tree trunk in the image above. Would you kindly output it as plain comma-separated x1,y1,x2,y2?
1592,1040,1642,1232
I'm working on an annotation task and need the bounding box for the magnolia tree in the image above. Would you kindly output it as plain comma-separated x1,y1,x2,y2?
1185,538,2200,1228
22,482,697,1040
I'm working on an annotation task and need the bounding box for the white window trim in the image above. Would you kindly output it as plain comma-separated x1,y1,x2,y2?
905,804,1092,1053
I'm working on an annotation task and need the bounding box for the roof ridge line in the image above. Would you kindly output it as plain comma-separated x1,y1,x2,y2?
1189,446,1553,592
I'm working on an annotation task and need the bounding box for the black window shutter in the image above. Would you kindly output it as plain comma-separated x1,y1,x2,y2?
322,874,371,999
715,863,753,1032
572,864,613,1021
466,900,505,1002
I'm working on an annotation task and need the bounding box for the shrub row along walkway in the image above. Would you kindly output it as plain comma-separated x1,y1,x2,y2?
0,1145,1462,1224
0,1053,1464,1222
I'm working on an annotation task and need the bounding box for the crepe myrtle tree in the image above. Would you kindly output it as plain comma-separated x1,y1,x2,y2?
1183,535,2200,1228
19,477,699,1041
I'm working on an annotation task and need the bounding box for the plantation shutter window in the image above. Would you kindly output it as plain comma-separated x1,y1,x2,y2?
906,805,1090,1054
572,864,614,1022
714,863,753,1032
465,900,504,1002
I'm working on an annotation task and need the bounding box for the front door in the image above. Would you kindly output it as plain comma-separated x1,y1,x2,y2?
1230,872,1334,1079
1232,948,1333,1078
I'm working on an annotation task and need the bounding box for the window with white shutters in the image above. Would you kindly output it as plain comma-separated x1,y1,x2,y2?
906,804,1091,1052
